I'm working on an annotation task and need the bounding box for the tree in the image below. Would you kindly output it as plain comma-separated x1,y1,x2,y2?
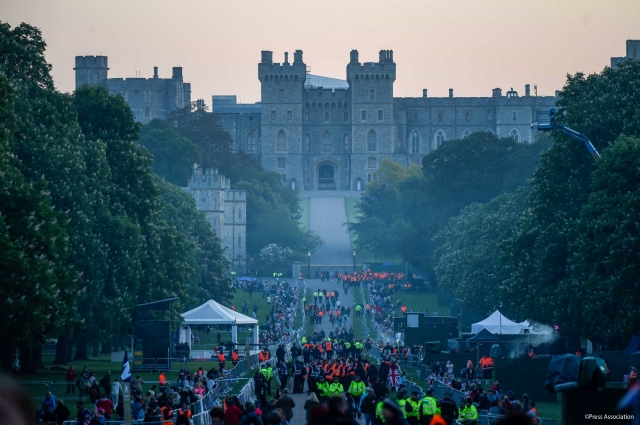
259,244,294,267
569,136,640,339
138,119,202,186
502,60,640,332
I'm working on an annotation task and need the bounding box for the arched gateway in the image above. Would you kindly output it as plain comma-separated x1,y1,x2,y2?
316,160,338,190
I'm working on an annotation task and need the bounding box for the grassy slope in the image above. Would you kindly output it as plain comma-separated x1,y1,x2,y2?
299,196,310,230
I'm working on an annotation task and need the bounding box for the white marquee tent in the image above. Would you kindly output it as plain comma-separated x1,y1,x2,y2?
471,310,525,334
181,300,259,345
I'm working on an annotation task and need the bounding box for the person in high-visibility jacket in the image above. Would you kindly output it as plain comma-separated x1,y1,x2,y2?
316,376,331,402
395,388,408,418
178,402,192,419
375,399,386,425
330,379,344,397
231,350,240,366
158,372,167,393
160,403,173,425
525,401,537,425
260,364,273,395
348,375,366,418
419,389,440,425
404,391,421,425
459,399,478,425
218,351,226,372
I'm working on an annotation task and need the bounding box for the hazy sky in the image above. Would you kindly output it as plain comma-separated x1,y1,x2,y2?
4,0,639,104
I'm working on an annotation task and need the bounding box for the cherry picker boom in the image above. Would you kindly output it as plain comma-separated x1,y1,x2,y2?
531,109,600,161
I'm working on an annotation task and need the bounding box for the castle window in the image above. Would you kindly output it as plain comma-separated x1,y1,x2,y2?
271,111,276,123
512,110,517,121
386,74,390,81
324,111,330,123
343,111,350,122
370,89,375,101
343,134,350,153
276,130,287,152
464,111,470,122
410,130,420,153
305,111,310,122
322,131,332,153
239,235,242,246
361,110,367,121
144,107,151,118
276,157,287,169
461,129,472,139
247,131,257,153
438,112,443,122
304,134,311,153
367,130,377,152
434,129,446,149
344,102,349,109
287,110,293,122
343,157,350,170
509,128,521,142
355,75,359,81
367,173,372,183
367,157,377,169
279,89,284,102
377,110,383,122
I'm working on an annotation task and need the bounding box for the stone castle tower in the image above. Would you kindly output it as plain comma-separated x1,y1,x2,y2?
183,166,247,273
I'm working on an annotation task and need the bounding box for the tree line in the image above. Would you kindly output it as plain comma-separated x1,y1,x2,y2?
353,59,640,341
0,23,233,370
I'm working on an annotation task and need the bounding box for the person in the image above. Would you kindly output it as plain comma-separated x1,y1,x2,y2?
277,360,289,390
239,402,263,425
178,402,192,421
360,388,377,425
91,407,106,425
110,378,122,407
53,398,70,425
225,396,244,425
436,393,458,425
381,398,409,425
233,350,240,367
459,399,478,425
40,404,57,424
160,400,174,425
525,401,537,424
75,400,91,424
219,351,226,372
99,371,111,397
276,389,296,423
316,375,330,403
304,393,320,424
419,389,439,425
132,375,145,395
158,371,167,393
210,407,225,425
404,391,420,425
41,391,56,415
325,396,358,425
66,366,77,394
132,396,144,420
348,375,366,418
96,393,114,420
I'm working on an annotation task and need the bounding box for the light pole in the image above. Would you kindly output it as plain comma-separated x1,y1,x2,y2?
307,251,311,278
352,250,356,273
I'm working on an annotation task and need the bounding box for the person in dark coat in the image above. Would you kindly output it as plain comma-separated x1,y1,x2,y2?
437,393,458,425
275,389,296,422
368,363,379,385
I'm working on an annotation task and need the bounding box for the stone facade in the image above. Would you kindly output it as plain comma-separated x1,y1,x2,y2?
183,166,247,273
213,49,561,191
74,56,191,123
611,40,640,68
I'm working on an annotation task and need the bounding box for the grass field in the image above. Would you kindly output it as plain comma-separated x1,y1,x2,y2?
299,196,310,230
345,197,403,265
392,291,448,316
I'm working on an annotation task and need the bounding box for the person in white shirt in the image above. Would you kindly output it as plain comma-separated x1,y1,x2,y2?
110,378,122,407
446,361,454,377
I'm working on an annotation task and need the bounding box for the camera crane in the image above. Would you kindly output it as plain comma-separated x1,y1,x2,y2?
531,109,600,161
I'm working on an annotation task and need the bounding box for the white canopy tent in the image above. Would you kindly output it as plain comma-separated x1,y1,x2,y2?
181,300,259,346
471,310,525,334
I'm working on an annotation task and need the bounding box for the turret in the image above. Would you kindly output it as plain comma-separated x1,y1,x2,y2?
74,55,109,88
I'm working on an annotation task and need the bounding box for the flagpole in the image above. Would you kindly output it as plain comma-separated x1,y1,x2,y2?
121,350,133,425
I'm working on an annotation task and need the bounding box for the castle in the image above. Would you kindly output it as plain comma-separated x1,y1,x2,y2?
183,166,247,273
75,40,640,192
74,56,191,123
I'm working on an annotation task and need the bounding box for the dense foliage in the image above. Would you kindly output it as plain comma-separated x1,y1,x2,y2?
0,22,232,369
432,60,640,340
138,103,322,270
352,132,551,274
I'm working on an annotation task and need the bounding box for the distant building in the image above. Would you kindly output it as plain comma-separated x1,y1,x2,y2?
74,56,191,123
611,40,640,68
183,166,247,273
212,48,559,191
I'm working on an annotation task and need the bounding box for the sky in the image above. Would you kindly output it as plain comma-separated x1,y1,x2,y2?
4,0,639,105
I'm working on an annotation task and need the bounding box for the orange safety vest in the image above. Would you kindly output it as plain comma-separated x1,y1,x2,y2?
326,293,330,298
366,304,370,310
178,409,192,419
161,406,173,425
259,352,266,362
326,341,332,350
429,415,447,425
529,407,537,424
318,311,324,317
218,353,225,362
232,352,239,361
159,373,166,385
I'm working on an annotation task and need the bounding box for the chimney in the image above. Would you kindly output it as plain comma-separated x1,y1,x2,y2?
261,51,273,65
379,50,385,62
492,88,502,97
525,84,531,97
294,50,303,63
153,67,158,78
350,50,359,64
172,67,183,80
449,88,454,98
284,52,289,64
422,89,428,98
389,50,394,62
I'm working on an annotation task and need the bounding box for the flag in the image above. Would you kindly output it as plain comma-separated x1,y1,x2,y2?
387,364,401,388
121,350,131,383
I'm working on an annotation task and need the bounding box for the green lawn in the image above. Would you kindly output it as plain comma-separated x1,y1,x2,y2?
391,292,447,316
299,196,310,230
345,197,403,265
536,401,562,420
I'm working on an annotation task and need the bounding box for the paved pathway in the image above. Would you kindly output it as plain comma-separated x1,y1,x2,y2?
306,193,355,266
288,277,364,424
